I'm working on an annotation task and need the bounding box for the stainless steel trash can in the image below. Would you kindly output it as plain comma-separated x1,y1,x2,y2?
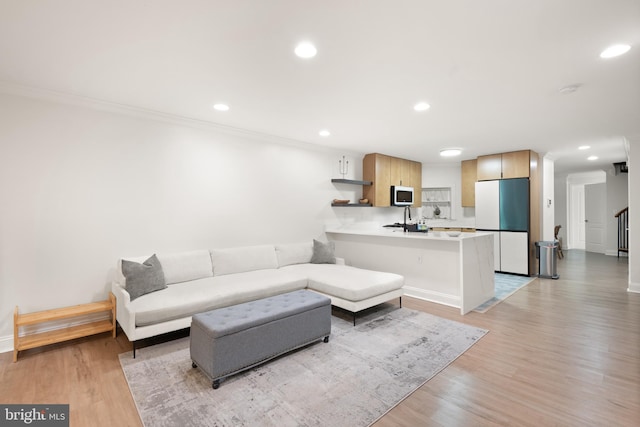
535,241,559,279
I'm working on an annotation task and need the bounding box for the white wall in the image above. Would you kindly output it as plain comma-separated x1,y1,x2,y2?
554,174,568,245
542,156,555,241
0,92,393,347
605,168,629,256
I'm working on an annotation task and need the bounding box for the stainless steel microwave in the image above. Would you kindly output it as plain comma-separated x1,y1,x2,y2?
391,185,414,206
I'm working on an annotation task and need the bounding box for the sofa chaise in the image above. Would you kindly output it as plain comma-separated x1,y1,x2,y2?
111,241,404,355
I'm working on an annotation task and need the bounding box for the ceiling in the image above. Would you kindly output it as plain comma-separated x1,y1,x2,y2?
1,1,638,174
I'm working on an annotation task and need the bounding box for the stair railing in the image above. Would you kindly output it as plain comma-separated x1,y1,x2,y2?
615,207,629,258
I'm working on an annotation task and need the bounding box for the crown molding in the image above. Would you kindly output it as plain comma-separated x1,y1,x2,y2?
0,80,363,157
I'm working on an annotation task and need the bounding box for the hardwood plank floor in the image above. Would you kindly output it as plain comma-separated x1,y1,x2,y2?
1,250,637,426
376,250,638,427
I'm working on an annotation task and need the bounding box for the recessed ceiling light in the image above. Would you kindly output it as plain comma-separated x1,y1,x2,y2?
587,155,598,161
600,44,631,59
440,148,462,157
578,145,590,150
414,102,431,112
319,130,331,137
295,42,317,58
213,103,229,111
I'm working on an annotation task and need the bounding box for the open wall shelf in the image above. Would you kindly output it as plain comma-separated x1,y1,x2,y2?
331,179,372,186
330,178,372,207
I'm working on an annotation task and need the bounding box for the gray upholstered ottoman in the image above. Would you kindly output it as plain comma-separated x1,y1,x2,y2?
190,289,331,389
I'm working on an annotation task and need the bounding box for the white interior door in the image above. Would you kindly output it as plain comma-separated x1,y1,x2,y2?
569,184,586,249
585,183,606,254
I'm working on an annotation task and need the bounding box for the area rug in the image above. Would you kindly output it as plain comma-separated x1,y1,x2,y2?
473,273,537,313
119,307,487,427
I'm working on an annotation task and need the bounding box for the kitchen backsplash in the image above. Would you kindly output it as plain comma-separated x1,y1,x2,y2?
327,205,476,229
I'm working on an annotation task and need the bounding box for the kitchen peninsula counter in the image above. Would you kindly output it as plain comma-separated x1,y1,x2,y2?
325,225,495,314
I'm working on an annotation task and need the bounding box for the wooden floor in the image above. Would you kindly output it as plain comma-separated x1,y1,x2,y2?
1,250,638,426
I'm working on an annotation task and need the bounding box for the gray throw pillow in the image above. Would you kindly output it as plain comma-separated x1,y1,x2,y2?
310,240,336,264
122,254,167,301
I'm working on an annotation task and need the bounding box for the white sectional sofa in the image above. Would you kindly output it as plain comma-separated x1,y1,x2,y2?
111,241,404,355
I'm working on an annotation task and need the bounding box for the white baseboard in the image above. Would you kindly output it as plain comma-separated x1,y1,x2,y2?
628,282,640,293
403,286,460,309
0,335,13,354
605,250,628,257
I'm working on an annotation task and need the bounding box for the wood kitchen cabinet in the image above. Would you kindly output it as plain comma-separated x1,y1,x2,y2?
476,153,501,180
477,150,531,181
363,153,422,207
410,161,423,205
461,159,477,207
363,153,391,207
391,157,422,188
502,150,531,179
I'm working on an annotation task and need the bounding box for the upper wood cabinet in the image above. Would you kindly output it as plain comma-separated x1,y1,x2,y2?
477,150,531,180
390,156,421,190
502,150,531,179
461,159,477,207
389,156,402,186
410,161,422,206
363,153,391,207
363,153,422,207
476,154,502,180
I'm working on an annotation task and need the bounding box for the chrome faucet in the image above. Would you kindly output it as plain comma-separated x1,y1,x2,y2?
404,206,412,232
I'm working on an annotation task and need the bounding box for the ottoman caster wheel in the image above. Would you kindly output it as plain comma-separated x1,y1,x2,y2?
323,336,329,343
192,362,197,369
212,380,220,390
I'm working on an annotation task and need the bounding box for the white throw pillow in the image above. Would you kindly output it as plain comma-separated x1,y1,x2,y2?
157,250,213,285
210,245,278,276
275,242,313,268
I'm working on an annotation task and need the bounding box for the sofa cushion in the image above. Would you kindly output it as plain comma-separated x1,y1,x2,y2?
310,239,336,264
275,242,313,267
210,245,278,276
121,254,167,301
283,264,403,302
131,268,309,327
157,250,213,285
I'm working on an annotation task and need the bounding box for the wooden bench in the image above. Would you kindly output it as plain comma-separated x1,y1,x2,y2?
14,292,116,362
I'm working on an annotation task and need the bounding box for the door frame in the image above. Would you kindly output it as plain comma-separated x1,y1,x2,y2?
585,182,606,254
566,171,606,250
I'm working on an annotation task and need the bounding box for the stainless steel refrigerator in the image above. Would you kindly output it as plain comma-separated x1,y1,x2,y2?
475,178,530,275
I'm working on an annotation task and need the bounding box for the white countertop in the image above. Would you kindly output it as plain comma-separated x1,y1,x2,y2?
325,225,491,241
425,219,476,228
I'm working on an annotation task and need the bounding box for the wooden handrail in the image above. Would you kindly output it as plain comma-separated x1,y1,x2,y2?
615,207,628,218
